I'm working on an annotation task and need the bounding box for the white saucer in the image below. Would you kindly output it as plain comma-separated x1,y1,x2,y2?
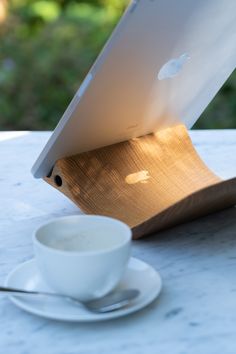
5,257,162,322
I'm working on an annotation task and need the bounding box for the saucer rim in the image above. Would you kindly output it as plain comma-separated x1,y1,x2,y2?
5,257,162,322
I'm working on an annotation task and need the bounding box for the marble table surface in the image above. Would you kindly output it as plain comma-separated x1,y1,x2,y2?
0,130,236,354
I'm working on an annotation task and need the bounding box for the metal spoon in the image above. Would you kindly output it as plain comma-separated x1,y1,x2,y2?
1,286,140,313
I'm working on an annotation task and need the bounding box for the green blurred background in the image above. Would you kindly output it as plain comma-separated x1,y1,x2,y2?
0,0,235,131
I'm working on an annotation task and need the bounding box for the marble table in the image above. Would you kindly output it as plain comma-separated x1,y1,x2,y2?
0,130,236,354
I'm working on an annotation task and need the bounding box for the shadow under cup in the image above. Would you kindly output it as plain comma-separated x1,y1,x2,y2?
33,215,132,301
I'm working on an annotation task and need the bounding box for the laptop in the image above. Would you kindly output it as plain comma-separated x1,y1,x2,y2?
32,0,236,178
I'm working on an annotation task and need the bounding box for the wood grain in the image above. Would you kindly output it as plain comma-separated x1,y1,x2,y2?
44,124,236,239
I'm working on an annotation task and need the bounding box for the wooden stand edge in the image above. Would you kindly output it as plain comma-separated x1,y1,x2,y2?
44,125,236,239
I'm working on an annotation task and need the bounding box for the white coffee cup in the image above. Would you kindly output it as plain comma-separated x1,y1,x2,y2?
33,215,131,301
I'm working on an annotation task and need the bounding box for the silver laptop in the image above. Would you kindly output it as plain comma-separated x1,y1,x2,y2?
32,0,236,178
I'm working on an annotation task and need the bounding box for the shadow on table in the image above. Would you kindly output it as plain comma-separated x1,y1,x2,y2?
138,206,236,245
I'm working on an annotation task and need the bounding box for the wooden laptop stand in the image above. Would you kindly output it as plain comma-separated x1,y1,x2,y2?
45,124,236,239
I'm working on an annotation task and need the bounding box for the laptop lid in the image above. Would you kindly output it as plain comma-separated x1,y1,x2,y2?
32,0,236,178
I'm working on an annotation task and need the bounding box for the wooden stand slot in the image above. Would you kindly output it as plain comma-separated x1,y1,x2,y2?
45,124,236,239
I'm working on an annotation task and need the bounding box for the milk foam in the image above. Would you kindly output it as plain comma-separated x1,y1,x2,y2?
47,229,117,252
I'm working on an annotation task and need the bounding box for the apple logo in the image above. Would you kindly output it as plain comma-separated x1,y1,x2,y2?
125,170,151,185
158,53,190,80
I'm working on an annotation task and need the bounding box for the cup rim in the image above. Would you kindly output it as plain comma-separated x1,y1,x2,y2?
33,215,132,256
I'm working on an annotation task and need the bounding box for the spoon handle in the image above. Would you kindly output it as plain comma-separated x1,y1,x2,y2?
0,286,65,299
